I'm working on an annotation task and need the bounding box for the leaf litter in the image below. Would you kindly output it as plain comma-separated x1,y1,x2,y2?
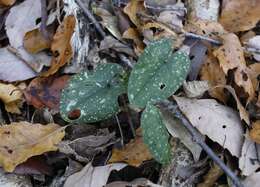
1,0,260,186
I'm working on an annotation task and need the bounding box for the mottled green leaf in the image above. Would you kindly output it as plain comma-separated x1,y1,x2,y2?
128,38,191,108
141,102,172,165
60,63,126,123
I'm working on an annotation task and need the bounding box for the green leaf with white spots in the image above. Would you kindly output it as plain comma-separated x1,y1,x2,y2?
128,38,191,108
141,102,172,165
60,63,127,123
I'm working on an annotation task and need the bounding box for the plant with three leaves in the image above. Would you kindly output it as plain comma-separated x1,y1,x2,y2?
141,103,172,165
128,38,191,108
60,63,127,123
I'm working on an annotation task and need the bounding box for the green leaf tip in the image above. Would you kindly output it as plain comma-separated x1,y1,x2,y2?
60,63,127,124
128,38,191,108
141,102,172,165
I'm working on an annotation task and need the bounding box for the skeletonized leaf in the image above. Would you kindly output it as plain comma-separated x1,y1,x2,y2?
0,122,65,172
183,80,209,98
128,38,190,108
174,96,244,157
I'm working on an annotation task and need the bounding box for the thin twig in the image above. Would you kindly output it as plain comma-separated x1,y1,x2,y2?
157,101,244,187
185,32,222,45
115,115,124,147
75,0,133,69
40,0,50,40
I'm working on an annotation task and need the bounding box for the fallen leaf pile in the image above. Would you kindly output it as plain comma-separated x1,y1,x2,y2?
1,0,260,186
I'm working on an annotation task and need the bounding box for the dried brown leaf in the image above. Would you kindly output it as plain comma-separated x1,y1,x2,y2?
249,121,260,144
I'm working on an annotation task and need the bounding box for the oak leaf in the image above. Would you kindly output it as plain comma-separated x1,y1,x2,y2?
41,16,75,76
213,33,254,100
0,122,65,172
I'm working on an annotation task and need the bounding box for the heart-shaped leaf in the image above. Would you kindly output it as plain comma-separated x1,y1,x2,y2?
141,102,172,165
128,38,191,108
60,63,127,123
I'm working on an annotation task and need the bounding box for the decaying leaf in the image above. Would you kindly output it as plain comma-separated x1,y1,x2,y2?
109,128,152,166
185,19,226,40
122,28,145,55
213,33,254,100
64,162,127,187
197,162,224,187
124,0,145,28
249,121,260,144
219,0,260,32
0,122,65,172
0,83,23,114
105,178,162,187
248,63,260,91
239,132,260,176
183,80,210,98
243,171,260,187
5,0,51,72
187,0,220,21
0,0,15,6
42,15,76,76
93,7,122,40
159,108,202,161
200,52,227,103
174,96,244,157
24,25,55,54
24,75,70,113
99,36,135,57
247,36,260,61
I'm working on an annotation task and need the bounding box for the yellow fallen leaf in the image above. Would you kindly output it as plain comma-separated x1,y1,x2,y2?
0,83,23,114
220,0,260,32
41,15,75,77
109,128,152,166
124,0,145,28
0,122,65,172
249,121,260,144
213,33,254,101
0,0,15,6
200,52,227,103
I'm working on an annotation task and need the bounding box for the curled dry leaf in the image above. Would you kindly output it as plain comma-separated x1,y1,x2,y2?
249,121,260,144
124,0,145,28
213,33,254,101
24,25,55,54
219,0,260,32
24,75,70,113
174,96,244,157
239,132,260,176
183,80,210,98
200,52,227,103
122,27,145,55
0,0,15,6
0,83,23,114
41,15,76,76
109,128,152,166
0,122,65,172
93,7,122,40
64,162,127,187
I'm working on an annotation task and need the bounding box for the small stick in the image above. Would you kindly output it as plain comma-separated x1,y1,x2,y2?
115,115,124,147
75,0,133,69
40,0,50,40
157,101,244,187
